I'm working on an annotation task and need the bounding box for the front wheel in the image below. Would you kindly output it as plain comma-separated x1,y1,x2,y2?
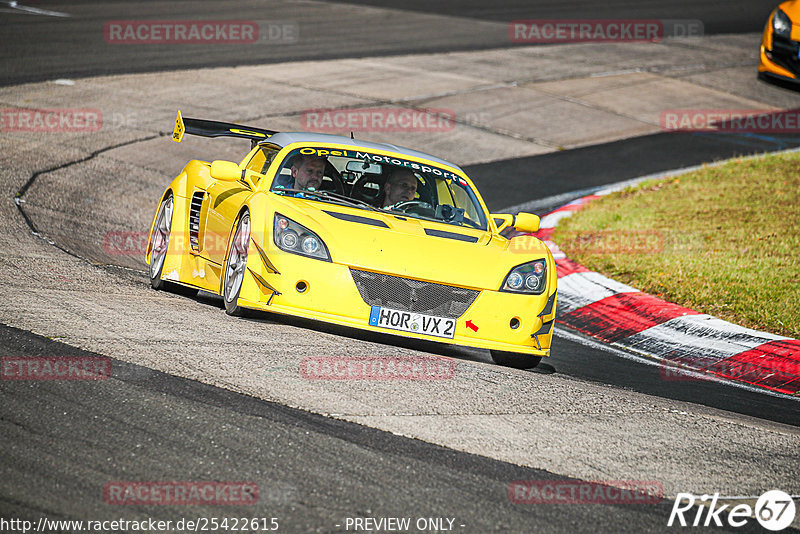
490,350,542,369
223,211,251,316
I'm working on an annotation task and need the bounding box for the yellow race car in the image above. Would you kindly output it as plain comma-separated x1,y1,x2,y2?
146,112,556,368
759,1,800,83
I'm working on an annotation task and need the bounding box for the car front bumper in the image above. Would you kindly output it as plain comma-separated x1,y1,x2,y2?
237,242,556,357
760,35,800,80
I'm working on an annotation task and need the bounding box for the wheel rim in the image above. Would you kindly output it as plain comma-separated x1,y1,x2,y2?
149,196,173,280
224,213,250,303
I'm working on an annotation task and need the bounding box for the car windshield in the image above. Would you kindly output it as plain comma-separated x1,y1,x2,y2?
269,147,488,230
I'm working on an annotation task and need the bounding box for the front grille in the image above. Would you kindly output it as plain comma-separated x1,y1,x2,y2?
770,35,800,76
350,269,479,319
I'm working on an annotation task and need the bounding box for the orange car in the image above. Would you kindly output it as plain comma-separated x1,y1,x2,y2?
759,1,800,82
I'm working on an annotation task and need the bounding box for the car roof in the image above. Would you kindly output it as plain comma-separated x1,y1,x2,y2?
263,132,463,172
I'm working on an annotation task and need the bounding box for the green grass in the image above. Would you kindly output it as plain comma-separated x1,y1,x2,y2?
552,152,800,338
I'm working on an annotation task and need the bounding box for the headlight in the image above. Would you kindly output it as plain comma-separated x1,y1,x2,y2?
302,235,320,254
507,272,524,290
501,260,547,295
773,9,791,38
273,213,331,261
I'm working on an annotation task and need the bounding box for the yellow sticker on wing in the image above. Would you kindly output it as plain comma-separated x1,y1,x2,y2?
229,128,267,138
172,110,185,143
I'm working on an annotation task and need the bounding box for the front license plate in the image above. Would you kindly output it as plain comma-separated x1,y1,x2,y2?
368,306,455,339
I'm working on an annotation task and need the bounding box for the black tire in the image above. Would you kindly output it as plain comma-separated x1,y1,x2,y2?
223,211,251,316
490,350,542,369
148,194,197,297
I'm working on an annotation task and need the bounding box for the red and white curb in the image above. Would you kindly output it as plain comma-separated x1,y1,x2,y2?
534,193,800,397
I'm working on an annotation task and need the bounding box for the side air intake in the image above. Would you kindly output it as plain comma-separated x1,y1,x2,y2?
189,191,204,251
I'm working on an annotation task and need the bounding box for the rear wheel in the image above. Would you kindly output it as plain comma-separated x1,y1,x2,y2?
149,195,173,289
223,211,251,316
490,350,542,369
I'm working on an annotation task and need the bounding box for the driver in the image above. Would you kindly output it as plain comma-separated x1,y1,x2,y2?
382,168,418,208
290,154,327,190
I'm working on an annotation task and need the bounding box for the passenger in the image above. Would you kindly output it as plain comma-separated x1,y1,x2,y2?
290,154,327,190
382,168,418,208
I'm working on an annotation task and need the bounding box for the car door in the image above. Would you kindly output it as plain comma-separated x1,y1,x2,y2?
203,146,280,267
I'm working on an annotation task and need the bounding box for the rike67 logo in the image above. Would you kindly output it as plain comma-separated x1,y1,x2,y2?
668,490,796,531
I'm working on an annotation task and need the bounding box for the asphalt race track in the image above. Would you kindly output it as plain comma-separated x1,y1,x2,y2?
2,1,800,533
0,0,781,85
0,323,697,533
334,0,776,35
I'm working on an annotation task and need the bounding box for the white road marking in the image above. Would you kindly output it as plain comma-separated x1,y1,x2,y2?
557,271,638,314
554,326,800,402
619,314,789,365
538,209,575,229
1,1,70,17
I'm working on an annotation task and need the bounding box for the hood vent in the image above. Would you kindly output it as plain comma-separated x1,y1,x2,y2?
324,210,389,228
424,228,478,243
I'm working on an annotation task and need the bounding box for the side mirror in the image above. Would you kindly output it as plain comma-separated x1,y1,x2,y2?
491,213,514,233
210,160,242,181
490,212,540,233
513,212,540,233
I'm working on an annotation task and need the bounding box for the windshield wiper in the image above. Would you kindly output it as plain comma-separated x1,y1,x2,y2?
274,188,381,212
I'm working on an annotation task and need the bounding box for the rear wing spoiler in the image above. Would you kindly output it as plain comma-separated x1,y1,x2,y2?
172,111,277,148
